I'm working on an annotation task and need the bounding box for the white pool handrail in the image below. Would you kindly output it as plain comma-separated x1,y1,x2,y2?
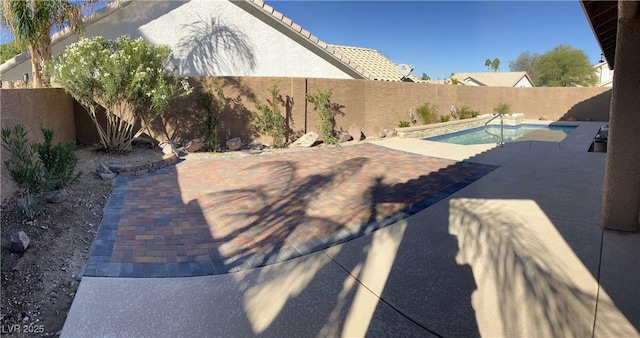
485,114,504,146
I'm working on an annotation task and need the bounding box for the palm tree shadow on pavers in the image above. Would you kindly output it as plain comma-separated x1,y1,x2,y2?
200,156,370,272
216,158,497,336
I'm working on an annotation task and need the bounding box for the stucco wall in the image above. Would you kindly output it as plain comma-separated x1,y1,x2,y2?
1,79,610,200
98,77,611,146
0,0,353,81
1,88,76,200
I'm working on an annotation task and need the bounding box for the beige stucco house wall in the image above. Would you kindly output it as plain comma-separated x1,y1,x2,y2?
0,0,360,81
593,61,614,87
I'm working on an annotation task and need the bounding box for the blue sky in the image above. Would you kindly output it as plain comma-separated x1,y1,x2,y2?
269,1,602,79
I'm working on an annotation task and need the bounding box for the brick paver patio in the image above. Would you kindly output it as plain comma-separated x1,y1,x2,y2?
84,143,496,277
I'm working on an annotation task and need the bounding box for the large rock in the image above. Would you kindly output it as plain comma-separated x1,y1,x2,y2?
338,131,353,143
131,137,156,149
96,163,116,181
290,132,319,147
226,137,242,151
159,140,179,155
10,231,30,253
348,123,363,141
248,140,265,150
184,140,206,153
46,189,69,203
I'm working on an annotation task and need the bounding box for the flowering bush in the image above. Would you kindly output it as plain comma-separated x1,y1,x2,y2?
50,36,191,152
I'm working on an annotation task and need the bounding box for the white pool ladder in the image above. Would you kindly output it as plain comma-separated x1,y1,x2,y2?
485,114,504,146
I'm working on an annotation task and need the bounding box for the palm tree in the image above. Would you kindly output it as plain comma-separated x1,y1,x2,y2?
485,58,491,72
491,58,500,72
1,0,95,87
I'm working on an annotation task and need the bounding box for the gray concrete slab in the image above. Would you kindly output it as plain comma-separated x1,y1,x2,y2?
62,250,433,338
595,230,640,337
63,124,640,338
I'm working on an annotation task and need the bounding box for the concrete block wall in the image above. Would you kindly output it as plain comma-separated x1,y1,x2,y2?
1,88,76,200
1,79,612,200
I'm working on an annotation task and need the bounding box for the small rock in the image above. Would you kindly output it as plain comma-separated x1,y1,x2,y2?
184,140,206,153
46,189,69,204
131,137,156,149
159,140,179,155
338,131,353,143
289,132,319,147
10,231,30,253
248,140,265,150
378,128,389,138
539,116,549,121
96,163,116,181
226,137,242,151
348,123,363,141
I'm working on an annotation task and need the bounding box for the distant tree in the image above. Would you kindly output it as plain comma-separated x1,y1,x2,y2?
491,58,500,72
485,58,491,71
0,39,25,64
420,72,430,81
1,0,99,87
509,51,540,85
536,44,597,87
446,72,460,85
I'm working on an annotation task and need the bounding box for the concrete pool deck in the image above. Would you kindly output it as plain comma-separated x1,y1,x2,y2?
62,122,640,337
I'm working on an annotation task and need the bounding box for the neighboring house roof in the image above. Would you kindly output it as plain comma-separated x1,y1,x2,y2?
1,0,419,83
451,71,535,87
330,45,421,82
246,0,418,82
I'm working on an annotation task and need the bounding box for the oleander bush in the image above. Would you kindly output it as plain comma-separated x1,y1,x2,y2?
50,36,192,153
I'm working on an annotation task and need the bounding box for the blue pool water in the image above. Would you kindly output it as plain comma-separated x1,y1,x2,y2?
425,124,577,145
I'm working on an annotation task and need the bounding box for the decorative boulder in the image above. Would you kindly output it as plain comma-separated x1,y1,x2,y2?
338,131,353,143
131,137,156,149
159,140,179,155
290,132,319,147
248,140,265,151
10,231,30,253
96,163,116,181
184,140,206,153
226,137,242,151
348,123,363,141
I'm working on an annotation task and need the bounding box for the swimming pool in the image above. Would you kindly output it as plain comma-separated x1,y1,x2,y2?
425,124,577,145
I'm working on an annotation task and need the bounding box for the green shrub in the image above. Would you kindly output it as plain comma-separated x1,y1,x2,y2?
36,127,82,190
1,124,43,218
459,106,480,119
416,103,439,124
306,89,338,145
50,36,191,153
254,84,287,148
2,125,82,218
398,120,411,128
440,115,451,123
195,79,225,152
494,103,511,115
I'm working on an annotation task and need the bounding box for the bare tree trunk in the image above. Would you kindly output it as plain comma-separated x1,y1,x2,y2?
27,45,43,88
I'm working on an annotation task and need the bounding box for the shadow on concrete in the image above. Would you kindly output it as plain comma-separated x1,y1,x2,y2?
562,89,612,122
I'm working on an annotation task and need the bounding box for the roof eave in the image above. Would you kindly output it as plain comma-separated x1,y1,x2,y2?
236,0,368,79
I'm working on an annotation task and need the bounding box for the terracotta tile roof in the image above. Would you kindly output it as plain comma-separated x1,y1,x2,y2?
330,45,421,82
451,71,533,87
